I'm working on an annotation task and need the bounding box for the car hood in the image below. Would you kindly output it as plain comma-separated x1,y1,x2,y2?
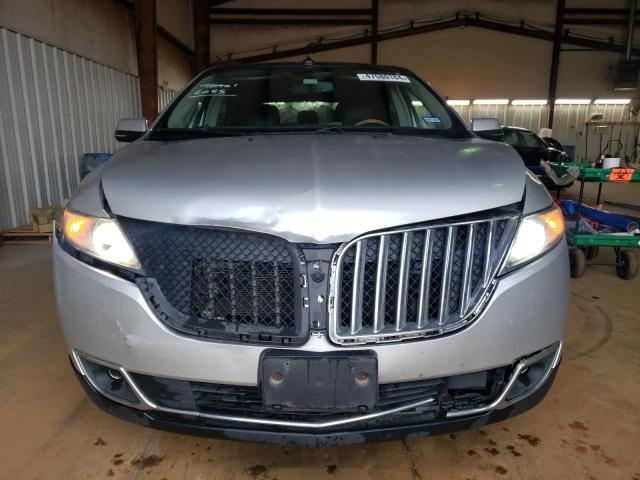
100,134,525,243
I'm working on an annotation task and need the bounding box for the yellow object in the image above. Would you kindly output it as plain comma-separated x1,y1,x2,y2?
539,203,565,240
63,209,90,241
62,209,140,269
506,204,565,268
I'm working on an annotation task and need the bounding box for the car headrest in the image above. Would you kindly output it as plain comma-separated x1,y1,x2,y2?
297,110,319,125
336,102,389,126
256,104,281,126
220,98,246,126
333,80,390,126
221,101,281,127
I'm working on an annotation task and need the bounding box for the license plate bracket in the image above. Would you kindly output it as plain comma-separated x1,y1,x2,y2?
260,350,378,412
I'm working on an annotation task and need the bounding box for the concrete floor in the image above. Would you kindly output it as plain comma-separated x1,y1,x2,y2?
1,183,640,479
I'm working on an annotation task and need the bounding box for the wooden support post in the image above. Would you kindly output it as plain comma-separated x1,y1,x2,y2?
547,0,565,129
371,0,379,64
134,0,158,121
194,0,211,75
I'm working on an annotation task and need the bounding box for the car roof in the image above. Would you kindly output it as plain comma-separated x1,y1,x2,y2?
503,126,533,133
201,62,417,76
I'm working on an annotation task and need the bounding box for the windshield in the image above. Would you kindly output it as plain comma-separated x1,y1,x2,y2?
153,65,465,137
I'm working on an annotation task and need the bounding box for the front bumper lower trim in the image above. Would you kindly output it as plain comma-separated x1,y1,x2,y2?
447,341,561,418
73,342,561,431
76,361,560,446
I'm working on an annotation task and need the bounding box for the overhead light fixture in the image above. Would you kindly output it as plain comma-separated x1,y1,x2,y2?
555,99,591,104
473,99,509,105
593,98,631,104
512,99,547,105
446,100,471,106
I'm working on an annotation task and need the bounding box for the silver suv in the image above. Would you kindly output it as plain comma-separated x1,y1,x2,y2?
54,63,569,445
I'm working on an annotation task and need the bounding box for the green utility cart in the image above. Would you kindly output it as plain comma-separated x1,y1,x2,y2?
550,162,640,279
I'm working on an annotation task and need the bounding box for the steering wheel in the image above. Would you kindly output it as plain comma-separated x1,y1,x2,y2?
354,118,390,127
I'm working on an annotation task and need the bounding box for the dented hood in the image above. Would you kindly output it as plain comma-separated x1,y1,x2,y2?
100,134,525,243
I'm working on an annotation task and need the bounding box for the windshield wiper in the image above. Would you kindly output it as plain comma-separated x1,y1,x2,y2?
149,127,248,140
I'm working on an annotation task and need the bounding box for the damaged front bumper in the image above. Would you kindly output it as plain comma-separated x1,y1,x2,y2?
71,343,561,446
54,229,568,445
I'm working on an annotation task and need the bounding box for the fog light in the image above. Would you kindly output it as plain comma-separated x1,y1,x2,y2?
507,348,558,401
78,355,139,405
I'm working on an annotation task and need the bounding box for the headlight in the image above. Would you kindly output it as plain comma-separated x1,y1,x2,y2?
503,204,565,270
62,209,140,269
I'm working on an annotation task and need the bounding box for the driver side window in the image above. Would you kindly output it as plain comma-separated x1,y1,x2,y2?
501,131,519,146
520,132,544,148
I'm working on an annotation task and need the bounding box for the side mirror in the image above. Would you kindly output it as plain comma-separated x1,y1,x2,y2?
471,117,502,133
115,117,147,143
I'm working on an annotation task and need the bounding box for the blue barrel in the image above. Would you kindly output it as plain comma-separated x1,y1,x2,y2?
81,153,112,179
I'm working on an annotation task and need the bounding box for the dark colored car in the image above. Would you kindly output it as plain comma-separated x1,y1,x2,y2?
541,136,563,151
476,126,568,189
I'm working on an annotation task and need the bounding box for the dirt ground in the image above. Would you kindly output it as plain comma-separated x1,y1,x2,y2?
1,182,639,480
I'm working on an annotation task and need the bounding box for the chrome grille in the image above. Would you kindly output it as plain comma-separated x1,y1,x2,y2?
330,216,518,344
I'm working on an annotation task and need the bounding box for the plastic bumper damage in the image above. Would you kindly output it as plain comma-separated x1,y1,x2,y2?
71,343,561,446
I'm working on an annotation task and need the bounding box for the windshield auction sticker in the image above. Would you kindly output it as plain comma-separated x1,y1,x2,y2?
357,73,410,83
191,82,239,97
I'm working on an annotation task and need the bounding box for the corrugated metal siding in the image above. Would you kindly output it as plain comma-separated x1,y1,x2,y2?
451,103,639,162
158,85,178,112
552,104,639,162
0,27,141,231
454,104,548,132
453,104,548,133
464,104,510,126
450,103,471,124
509,105,549,135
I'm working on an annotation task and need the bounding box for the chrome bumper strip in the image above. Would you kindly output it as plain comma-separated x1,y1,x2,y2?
447,342,562,418
74,342,560,430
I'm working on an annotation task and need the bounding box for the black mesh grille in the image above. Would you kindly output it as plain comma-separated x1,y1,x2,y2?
339,249,355,330
335,217,515,343
448,227,469,315
130,374,442,420
471,222,489,291
119,218,305,344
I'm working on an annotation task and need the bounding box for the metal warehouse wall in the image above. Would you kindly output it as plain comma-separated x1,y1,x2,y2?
158,85,178,112
452,103,639,163
0,27,141,231
454,104,549,134
551,104,638,162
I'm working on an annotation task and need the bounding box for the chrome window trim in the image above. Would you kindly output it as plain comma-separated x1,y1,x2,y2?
328,214,519,345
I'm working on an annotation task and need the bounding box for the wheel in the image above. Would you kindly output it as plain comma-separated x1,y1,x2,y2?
569,248,586,278
582,246,599,260
616,249,638,280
